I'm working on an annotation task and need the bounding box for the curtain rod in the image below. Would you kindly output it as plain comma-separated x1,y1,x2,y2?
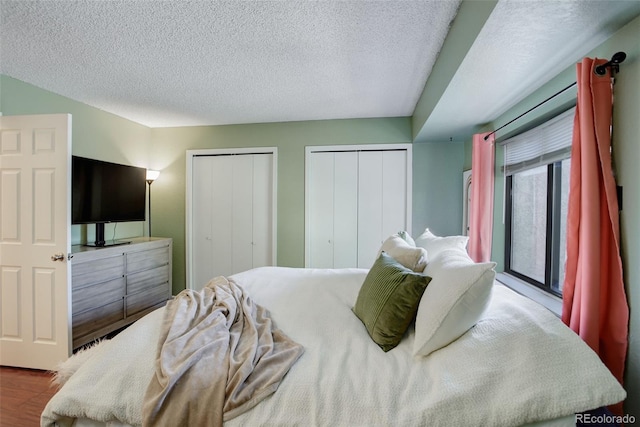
484,52,627,141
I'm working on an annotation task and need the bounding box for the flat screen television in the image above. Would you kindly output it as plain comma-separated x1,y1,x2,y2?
72,156,147,247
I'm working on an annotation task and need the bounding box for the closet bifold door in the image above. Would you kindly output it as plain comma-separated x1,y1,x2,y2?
306,146,410,269
191,153,273,290
251,153,273,270
333,152,358,267
192,155,215,289
379,149,408,253
308,152,335,268
192,155,232,288
231,154,254,274
356,150,407,268
357,151,383,268
308,152,359,268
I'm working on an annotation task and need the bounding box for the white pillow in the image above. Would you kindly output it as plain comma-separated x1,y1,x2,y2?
377,234,428,273
414,228,468,259
413,248,496,357
397,230,416,247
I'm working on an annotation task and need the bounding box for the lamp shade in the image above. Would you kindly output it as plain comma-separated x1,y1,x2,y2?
146,170,160,182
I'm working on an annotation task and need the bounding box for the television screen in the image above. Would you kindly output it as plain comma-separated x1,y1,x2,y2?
72,156,147,225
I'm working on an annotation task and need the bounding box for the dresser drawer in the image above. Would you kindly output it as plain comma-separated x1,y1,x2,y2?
127,264,169,295
72,255,125,289
72,298,124,337
126,284,169,317
71,237,172,349
72,277,125,314
127,246,170,274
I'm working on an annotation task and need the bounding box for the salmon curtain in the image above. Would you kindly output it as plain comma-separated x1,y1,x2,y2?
468,132,495,262
561,58,629,408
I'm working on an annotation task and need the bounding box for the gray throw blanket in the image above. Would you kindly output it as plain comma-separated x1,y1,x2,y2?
142,276,304,427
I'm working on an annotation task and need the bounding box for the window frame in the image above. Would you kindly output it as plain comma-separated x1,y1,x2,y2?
504,161,567,298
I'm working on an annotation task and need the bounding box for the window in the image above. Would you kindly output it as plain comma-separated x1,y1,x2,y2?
505,158,570,295
502,108,574,297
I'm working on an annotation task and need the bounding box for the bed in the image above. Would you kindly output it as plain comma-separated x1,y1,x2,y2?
41,233,625,427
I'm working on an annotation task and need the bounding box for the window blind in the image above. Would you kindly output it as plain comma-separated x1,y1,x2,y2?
502,107,575,176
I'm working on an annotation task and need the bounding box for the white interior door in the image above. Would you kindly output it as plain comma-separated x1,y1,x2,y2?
306,145,411,269
188,149,276,291
307,152,334,268
232,155,254,274
357,151,384,268
192,156,215,289
210,156,234,279
252,153,273,268
0,114,72,370
332,152,358,267
381,150,408,238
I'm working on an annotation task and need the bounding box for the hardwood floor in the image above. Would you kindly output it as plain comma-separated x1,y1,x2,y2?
0,366,58,427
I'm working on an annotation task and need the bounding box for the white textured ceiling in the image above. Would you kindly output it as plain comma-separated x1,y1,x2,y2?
0,0,460,128
1,0,639,135
421,0,640,141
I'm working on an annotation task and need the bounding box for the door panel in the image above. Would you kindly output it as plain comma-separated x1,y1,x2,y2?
333,152,358,268
0,114,71,369
381,150,408,238
210,156,234,279
192,156,214,290
0,169,20,241
33,268,57,341
252,154,273,268
305,147,410,269
190,151,276,289
308,152,334,268
33,169,57,243
232,155,254,274
1,267,20,338
357,151,384,268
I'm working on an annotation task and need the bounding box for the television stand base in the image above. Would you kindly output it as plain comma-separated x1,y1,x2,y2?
84,240,132,248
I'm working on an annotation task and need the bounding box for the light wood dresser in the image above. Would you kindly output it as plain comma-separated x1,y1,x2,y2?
70,237,172,349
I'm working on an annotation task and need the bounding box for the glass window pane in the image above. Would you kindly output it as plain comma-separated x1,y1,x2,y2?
510,165,547,283
555,158,571,293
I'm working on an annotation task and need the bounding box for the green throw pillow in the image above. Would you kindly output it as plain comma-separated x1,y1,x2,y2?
353,252,431,352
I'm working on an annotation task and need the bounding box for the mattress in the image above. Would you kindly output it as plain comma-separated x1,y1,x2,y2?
42,267,624,426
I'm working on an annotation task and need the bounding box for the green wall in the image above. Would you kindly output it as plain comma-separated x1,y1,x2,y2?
149,119,415,294
0,76,151,166
1,76,465,296
412,141,465,237
0,75,153,244
607,16,640,418
149,123,465,294
482,15,640,415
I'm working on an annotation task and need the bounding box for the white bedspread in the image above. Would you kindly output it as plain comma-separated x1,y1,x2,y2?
42,267,625,427
143,276,304,426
